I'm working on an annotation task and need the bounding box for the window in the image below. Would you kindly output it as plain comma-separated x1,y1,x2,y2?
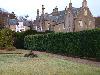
68,11,70,17
68,26,71,32
40,26,43,31
59,28,60,31
48,25,50,30
48,28,50,30
35,26,37,30
68,11,70,14
63,24,65,29
79,20,83,27
89,21,91,26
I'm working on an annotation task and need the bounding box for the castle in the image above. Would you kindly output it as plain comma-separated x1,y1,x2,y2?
33,0,95,32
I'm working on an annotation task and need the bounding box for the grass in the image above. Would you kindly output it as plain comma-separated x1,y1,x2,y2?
0,50,100,75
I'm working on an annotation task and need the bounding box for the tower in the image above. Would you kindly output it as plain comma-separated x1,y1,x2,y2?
82,0,87,8
64,0,74,32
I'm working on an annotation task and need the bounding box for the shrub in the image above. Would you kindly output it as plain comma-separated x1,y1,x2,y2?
24,29,100,59
13,32,25,49
0,28,14,49
13,30,38,49
14,30,54,49
96,50,100,61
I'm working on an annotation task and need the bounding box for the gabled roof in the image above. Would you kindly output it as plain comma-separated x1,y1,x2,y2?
38,7,81,24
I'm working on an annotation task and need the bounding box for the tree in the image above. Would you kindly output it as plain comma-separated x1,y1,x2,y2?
95,16,100,28
0,28,13,49
0,13,6,29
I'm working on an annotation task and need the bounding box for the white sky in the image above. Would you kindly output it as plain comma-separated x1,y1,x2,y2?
0,0,100,20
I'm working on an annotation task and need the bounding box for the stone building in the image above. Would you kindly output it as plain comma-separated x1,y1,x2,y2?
33,0,95,32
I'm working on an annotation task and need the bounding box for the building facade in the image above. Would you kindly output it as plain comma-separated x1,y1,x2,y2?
9,19,31,32
16,22,30,32
33,0,95,32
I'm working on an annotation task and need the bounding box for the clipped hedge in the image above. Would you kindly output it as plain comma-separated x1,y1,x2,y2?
24,29,100,59
14,30,54,49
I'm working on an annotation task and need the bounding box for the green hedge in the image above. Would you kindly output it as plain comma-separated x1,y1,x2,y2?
0,28,14,49
24,29,100,59
14,30,54,49
13,30,37,49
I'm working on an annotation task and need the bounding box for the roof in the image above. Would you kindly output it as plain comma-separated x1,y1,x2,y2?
38,7,81,24
71,7,81,17
9,19,18,25
23,21,32,26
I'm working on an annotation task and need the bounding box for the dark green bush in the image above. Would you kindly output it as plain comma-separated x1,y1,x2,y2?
14,30,54,49
96,50,100,61
24,29,100,59
13,30,37,49
13,32,25,49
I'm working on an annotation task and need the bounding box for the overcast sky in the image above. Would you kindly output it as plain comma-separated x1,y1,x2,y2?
0,0,100,20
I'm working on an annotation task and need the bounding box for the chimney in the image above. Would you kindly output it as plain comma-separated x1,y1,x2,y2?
82,0,87,8
37,9,39,19
42,5,45,15
69,0,72,9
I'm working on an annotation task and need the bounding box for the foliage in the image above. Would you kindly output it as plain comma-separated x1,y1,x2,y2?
0,18,5,29
24,29,100,59
0,28,14,49
95,16,100,28
14,30,54,49
13,32,25,49
13,30,38,49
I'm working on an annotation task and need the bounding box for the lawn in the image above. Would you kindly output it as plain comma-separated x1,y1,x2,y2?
0,50,100,75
